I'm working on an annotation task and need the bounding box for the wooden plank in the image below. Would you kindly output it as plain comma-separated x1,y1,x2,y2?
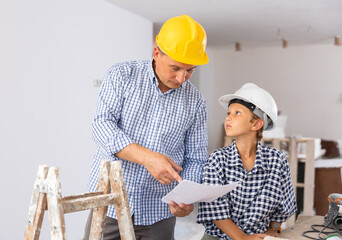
303,139,315,216
286,139,298,228
63,193,120,214
46,167,66,240
110,161,136,240
62,191,104,201
314,168,342,215
289,138,298,191
24,165,49,240
90,160,112,239
272,138,281,151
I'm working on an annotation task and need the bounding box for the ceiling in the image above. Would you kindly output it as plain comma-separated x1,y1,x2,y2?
107,0,342,49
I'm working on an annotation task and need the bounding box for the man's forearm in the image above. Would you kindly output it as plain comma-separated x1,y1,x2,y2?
115,143,149,165
115,143,183,185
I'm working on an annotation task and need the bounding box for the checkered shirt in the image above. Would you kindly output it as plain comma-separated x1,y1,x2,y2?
88,59,208,225
197,141,297,239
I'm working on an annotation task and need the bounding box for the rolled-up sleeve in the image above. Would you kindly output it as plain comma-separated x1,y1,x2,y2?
92,66,134,159
271,156,297,222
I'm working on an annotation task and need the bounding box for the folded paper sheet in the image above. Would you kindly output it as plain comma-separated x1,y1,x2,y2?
161,180,240,205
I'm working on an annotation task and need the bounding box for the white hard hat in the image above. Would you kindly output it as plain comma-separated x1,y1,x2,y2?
218,83,278,130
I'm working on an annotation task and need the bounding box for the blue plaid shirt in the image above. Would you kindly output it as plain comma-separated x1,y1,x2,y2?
88,59,208,225
197,141,297,240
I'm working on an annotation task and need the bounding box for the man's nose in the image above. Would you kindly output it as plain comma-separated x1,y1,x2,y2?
176,71,186,84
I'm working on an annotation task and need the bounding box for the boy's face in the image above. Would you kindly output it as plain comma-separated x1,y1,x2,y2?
225,103,257,138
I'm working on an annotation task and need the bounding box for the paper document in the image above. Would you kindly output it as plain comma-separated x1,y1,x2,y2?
161,180,239,205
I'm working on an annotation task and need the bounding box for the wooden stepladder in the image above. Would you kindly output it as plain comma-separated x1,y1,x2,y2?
24,160,135,240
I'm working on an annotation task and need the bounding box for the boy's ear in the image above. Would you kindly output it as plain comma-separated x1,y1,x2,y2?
251,119,264,131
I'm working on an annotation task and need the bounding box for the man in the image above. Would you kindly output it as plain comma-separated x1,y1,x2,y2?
85,15,209,240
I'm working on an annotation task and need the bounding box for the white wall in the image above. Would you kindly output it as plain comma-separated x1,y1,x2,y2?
201,45,342,153
0,1,152,239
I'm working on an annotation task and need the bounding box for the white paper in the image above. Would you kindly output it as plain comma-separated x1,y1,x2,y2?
161,180,240,205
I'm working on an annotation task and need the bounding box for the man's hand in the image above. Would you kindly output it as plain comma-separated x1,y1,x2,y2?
115,143,183,185
169,201,194,217
142,151,183,185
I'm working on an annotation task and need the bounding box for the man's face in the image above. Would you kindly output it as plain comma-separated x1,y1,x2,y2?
153,47,197,93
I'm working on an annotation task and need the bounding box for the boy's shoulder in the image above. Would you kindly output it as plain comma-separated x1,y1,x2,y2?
259,143,285,157
258,143,289,168
206,144,238,166
210,144,236,157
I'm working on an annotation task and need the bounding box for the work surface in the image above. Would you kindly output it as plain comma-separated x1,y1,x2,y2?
280,215,341,239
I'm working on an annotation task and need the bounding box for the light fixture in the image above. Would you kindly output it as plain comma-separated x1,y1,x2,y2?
282,39,288,48
334,36,341,46
235,42,241,51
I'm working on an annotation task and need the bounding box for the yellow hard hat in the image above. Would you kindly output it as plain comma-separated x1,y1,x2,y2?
156,15,209,65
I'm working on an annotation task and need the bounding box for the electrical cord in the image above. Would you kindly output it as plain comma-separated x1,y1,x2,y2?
302,213,342,240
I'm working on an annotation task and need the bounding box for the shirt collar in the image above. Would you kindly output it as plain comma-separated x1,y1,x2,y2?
148,58,158,86
229,141,243,166
254,142,268,171
229,141,268,171
148,58,188,93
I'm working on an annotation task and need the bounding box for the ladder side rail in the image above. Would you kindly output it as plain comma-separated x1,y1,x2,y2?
24,165,49,240
89,160,112,239
110,161,136,240
46,167,67,240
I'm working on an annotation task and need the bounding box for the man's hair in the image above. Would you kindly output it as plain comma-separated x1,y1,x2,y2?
157,46,167,56
250,113,264,141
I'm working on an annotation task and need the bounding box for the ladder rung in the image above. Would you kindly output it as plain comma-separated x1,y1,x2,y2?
62,193,121,214
62,191,104,201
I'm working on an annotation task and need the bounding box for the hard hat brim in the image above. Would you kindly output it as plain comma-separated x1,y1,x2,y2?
218,94,276,130
218,94,251,110
157,44,209,65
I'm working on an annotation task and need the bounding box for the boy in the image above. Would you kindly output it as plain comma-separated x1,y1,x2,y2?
197,83,297,240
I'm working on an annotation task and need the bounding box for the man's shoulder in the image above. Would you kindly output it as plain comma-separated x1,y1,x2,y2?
110,60,150,71
182,81,206,105
105,60,152,85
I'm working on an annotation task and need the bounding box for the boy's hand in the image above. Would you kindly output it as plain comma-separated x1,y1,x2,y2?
264,227,280,237
169,201,194,217
241,233,268,240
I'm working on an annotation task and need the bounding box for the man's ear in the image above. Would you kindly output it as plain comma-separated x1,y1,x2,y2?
252,119,264,131
153,46,161,60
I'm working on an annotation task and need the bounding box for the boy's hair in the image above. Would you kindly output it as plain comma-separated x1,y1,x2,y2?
250,113,264,141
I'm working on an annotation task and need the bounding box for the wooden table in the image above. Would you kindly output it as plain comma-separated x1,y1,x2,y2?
280,215,338,240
